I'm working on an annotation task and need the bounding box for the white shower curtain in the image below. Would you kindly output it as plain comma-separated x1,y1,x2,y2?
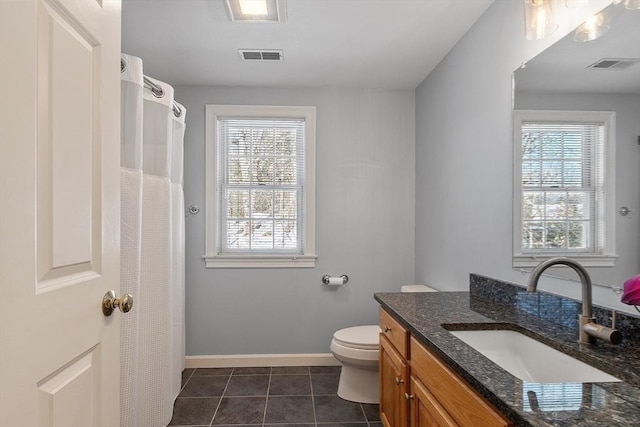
120,53,186,427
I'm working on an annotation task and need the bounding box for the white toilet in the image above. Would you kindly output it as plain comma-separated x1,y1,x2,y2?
330,284,437,404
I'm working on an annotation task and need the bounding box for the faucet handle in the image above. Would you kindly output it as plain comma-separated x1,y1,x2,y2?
582,322,622,345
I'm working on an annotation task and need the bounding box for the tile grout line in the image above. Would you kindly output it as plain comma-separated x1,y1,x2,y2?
179,369,195,394
261,367,273,426
309,367,318,427
208,370,233,427
359,403,369,427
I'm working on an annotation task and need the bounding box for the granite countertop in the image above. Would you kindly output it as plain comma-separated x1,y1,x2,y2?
374,279,640,427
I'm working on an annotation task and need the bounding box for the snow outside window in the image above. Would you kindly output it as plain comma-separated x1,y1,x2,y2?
513,110,616,268
204,105,316,268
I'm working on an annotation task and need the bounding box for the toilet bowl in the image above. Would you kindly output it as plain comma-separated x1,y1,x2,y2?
330,284,437,404
330,325,380,404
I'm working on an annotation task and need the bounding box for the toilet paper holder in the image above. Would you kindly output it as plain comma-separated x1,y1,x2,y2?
322,274,349,285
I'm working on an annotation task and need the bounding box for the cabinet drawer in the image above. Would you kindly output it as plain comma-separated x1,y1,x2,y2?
410,337,512,427
379,308,409,359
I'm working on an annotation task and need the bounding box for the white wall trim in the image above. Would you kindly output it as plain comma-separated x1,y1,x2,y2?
203,254,318,268
185,353,341,369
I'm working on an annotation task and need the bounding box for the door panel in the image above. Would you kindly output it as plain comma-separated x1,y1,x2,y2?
0,0,122,425
40,0,95,271
37,347,101,427
37,0,100,285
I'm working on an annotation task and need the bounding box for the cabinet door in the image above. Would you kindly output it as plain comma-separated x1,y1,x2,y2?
410,377,458,427
380,334,409,427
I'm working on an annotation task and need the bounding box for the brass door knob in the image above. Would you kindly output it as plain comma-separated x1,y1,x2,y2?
395,377,404,385
102,290,134,316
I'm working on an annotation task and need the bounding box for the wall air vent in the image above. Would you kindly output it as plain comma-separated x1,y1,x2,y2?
239,49,284,61
587,58,640,70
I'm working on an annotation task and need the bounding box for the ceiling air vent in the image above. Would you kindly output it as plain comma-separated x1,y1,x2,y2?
239,49,283,61
587,58,640,70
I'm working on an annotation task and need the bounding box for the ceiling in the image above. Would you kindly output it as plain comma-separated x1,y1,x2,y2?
121,0,494,90
515,3,640,95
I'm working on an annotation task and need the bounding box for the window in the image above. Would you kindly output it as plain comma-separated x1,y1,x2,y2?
205,105,316,268
513,110,616,267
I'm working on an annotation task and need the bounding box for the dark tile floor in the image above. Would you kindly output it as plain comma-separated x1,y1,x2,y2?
169,366,381,427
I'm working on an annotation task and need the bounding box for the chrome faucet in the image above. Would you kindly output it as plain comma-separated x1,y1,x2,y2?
527,257,622,345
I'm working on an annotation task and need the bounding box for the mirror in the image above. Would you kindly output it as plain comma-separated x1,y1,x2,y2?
513,3,640,287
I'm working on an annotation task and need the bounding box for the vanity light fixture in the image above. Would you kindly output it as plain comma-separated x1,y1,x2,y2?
623,0,640,9
224,0,287,22
565,0,589,7
523,0,558,40
613,0,640,9
573,10,611,42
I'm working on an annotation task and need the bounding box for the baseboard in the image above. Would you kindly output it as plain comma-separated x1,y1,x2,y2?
185,353,341,369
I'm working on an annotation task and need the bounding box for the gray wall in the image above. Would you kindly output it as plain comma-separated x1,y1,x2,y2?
413,0,638,314
177,86,415,355
515,91,640,287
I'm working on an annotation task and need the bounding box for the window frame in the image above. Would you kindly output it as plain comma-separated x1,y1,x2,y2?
204,104,317,268
512,110,617,268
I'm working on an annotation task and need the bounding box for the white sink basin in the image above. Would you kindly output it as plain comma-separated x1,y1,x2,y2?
449,329,621,383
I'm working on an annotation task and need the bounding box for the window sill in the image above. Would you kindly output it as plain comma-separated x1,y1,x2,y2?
203,254,317,268
513,254,618,268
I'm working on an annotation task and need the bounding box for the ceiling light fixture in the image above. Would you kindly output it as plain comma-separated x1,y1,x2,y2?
573,10,611,42
225,0,287,22
239,0,268,15
523,0,558,40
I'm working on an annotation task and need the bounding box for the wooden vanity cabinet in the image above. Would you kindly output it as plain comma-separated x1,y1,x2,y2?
379,308,513,427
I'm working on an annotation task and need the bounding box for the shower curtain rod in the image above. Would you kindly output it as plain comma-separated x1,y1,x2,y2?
121,59,182,118
142,76,183,118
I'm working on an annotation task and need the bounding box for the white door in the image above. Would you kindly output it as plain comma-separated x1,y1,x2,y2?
0,0,122,426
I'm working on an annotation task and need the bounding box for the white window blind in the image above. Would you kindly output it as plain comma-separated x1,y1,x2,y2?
218,117,305,254
513,110,616,268
520,121,604,252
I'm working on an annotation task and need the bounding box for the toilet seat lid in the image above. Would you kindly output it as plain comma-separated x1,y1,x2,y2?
333,325,379,350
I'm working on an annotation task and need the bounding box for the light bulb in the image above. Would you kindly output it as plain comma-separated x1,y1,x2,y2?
524,0,559,40
574,11,611,42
